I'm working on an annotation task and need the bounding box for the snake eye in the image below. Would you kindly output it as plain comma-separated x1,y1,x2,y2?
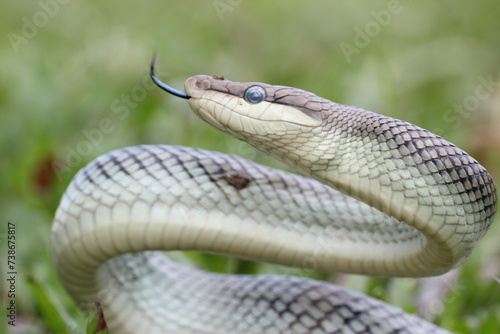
244,86,266,104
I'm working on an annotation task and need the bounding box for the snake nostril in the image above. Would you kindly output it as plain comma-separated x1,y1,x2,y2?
196,79,211,90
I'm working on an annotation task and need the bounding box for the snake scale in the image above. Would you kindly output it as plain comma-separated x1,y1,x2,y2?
51,60,497,333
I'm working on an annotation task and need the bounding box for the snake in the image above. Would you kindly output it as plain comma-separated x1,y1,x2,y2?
51,58,497,334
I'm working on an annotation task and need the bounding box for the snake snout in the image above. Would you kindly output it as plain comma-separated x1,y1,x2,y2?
184,75,213,97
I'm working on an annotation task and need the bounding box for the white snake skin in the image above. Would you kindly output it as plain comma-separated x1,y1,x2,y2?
52,73,496,333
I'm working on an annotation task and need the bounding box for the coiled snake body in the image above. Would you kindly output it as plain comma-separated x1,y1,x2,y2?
52,62,496,333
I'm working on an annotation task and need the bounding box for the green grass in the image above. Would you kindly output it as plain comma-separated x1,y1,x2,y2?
1,1,499,333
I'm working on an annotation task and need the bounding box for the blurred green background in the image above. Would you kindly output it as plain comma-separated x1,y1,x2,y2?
1,0,499,333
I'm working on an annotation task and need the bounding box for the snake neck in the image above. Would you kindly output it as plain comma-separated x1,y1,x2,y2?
232,104,496,271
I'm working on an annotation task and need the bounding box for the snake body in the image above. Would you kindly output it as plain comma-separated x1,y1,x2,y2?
52,66,496,333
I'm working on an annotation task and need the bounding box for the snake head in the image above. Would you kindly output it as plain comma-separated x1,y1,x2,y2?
149,59,339,170
183,75,341,170
149,58,326,149
184,75,324,133
183,75,337,167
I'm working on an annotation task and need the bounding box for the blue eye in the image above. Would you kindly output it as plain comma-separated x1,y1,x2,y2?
244,86,266,104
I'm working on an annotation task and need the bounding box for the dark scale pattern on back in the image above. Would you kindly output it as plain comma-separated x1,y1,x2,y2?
320,104,497,245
